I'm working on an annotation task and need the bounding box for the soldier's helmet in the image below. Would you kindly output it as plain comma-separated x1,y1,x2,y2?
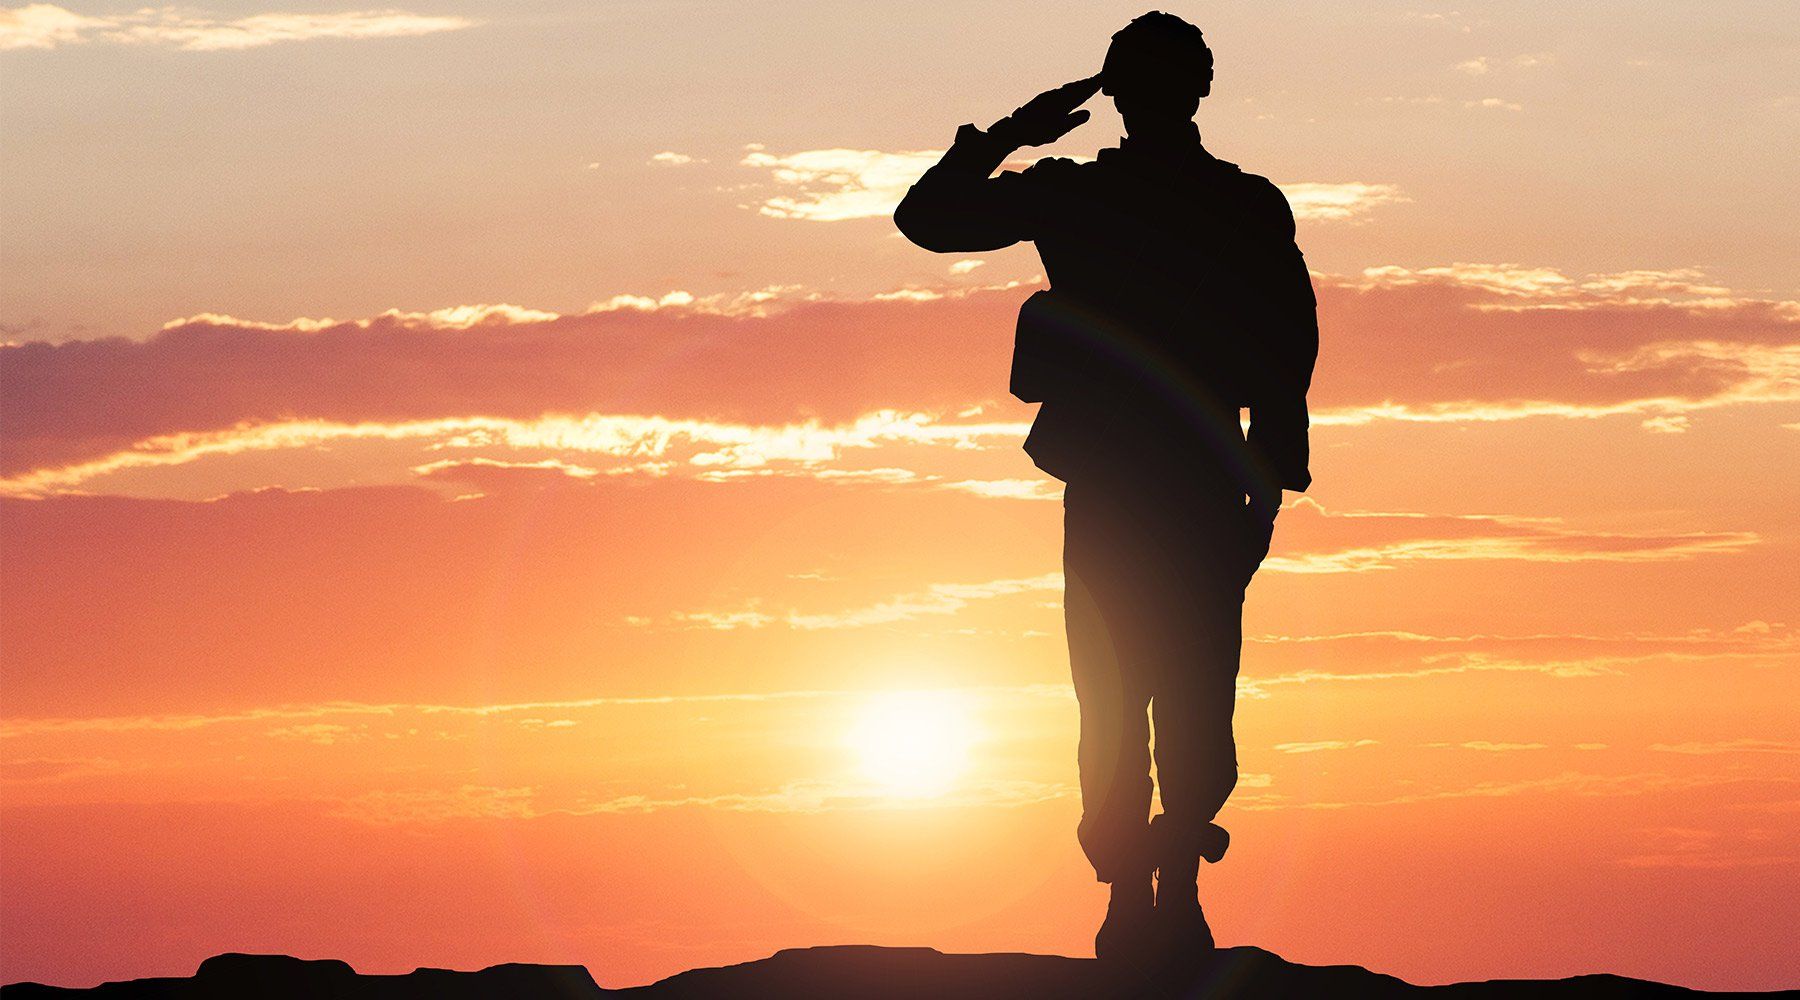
1101,11,1214,104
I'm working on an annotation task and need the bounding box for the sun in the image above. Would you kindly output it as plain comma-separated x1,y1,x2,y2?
845,690,979,799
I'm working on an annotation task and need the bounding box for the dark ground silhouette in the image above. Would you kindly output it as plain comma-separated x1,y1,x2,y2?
896,11,1317,959
8,947,1778,999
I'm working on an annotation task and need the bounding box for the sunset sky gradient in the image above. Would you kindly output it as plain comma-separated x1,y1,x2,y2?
2,1,1797,991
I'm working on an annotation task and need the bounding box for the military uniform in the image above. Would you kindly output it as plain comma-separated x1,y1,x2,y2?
896,120,1317,884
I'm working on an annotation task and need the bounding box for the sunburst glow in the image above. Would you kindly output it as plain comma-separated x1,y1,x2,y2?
845,690,979,799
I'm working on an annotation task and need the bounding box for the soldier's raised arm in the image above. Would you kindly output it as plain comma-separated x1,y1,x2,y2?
894,76,1100,253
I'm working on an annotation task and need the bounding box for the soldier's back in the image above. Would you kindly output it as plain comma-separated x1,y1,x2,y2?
1020,144,1282,490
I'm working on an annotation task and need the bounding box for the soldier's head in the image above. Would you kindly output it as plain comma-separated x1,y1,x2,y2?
1101,11,1213,128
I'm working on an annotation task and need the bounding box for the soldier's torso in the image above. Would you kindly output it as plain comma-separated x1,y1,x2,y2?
1021,146,1278,487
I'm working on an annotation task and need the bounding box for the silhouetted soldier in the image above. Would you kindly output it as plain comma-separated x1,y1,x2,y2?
895,12,1317,963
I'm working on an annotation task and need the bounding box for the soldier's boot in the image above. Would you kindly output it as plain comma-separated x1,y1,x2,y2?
1094,875,1156,963
1150,815,1221,962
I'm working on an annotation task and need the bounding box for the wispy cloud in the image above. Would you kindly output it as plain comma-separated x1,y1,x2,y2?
739,146,946,221
937,478,1061,501
1649,740,1800,756
1236,770,1800,812
1312,265,1800,427
335,784,540,824
0,684,1077,738
1617,826,1799,870
1262,498,1759,574
787,574,1061,630
1273,739,1378,754
1238,659,1621,700
161,302,561,332
1262,528,1759,573
1278,182,1409,222
0,410,1032,497
0,5,476,52
653,574,1064,632
8,267,1795,493
738,144,1404,224
333,776,1076,824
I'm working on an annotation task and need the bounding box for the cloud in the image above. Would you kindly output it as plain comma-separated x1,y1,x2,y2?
0,5,476,51
937,478,1061,501
1617,826,1798,870
653,573,1064,632
1355,265,1748,307
0,288,1041,485
6,264,1796,493
1261,498,1759,574
1239,659,1614,700
1618,851,1797,870
739,144,1404,224
649,151,699,166
0,683,1086,739
1465,97,1524,111
1273,739,1378,754
335,784,539,824
0,687,873,738
1236,770,1799,812
411,457,601,490
1649,740,1800,756
1454,55,1547,75
0,3,97,49
1237,623,1798,694
788,574,1061,630
334,777,1075,824
1356,263,1576,298
585,284,807,316
739,147,947,221
1312,264,1800,426
265,723,364,745
0,410,1033,497
949,259,986,275
1277,182,1409,222
0,755,135,783
161,302,562,332
1247,624,1799,650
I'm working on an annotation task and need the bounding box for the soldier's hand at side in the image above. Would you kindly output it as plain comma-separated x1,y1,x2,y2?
1247,489,1282,523
991,75,1102,147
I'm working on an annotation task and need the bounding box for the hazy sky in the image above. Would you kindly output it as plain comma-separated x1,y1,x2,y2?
3,1,1797,992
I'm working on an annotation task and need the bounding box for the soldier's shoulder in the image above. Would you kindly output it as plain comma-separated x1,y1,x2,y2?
1219,162,1280,195
1218,164,1293,219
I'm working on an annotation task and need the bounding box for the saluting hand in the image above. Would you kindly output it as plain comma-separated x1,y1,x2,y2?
991,75,1103,147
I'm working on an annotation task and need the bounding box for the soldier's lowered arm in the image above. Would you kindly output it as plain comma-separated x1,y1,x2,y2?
1244,185,1319,505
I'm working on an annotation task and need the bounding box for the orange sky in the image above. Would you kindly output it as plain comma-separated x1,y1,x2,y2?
2,1,1798,992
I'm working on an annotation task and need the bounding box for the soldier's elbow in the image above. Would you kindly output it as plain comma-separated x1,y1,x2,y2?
893,194,954,253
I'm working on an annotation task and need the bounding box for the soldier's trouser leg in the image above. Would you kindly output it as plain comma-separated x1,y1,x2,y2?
1064,487,1155,884
1150,576,1244,859
1148,488,1254,874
